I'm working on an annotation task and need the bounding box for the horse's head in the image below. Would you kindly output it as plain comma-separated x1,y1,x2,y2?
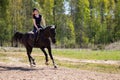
43,25,56,44
49,25,56,44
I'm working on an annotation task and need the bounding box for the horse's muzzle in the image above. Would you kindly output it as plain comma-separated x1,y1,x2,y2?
52,38,56,44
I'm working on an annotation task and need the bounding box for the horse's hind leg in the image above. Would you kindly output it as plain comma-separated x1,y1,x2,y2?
26,47,35,67
40,48,49,65
47,47,57,68
26,50,32,66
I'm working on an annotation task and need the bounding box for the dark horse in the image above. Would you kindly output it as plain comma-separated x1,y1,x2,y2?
13,25,57,68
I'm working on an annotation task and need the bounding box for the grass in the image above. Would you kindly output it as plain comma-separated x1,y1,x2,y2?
56,60,120,74
53,49,120,60
0,47,120,73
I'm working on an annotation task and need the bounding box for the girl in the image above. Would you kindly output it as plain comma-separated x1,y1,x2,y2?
32,8,46,43
32,8,46,33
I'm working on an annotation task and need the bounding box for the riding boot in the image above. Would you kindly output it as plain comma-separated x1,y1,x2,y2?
34,32,38,46
33,33,37,46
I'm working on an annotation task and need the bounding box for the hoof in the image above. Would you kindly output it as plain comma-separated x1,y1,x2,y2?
54,65,57,68
45,62,49,65
30,64,36,68
33,62,36,65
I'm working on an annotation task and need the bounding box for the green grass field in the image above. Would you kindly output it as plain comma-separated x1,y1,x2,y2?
53,49,120,60
0,47,120,73
52,49,120,73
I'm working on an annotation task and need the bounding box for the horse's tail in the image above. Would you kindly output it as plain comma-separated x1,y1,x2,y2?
12,32,23,44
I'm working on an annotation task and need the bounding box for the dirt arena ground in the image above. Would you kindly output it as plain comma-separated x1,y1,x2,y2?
0,62,120,80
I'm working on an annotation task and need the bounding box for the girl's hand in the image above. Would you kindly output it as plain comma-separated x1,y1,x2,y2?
37,28,42,32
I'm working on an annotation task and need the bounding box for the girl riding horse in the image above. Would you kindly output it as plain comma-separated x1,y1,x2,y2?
32,8,46,43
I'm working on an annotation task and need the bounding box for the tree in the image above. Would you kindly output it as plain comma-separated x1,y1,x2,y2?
114,0,120,41
70,0,90,47
0,0,9,46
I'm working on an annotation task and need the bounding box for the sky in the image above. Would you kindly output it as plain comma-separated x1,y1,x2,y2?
64,0,70,14
32,0,70,14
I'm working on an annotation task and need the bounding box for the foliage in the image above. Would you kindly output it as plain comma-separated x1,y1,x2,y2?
0,0,120,48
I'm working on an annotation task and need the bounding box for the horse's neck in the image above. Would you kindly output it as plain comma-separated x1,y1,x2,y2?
40,28,50,39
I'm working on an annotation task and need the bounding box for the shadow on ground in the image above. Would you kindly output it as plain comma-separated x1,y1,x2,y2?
0,65,37,71
0,64,57,72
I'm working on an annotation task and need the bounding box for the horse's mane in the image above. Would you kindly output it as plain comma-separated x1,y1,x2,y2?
43,25,53,30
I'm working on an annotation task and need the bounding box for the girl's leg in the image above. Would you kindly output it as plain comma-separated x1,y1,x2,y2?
33,28,37,45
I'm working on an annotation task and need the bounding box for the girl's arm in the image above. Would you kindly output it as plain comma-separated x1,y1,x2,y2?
41,16,46,27
33,19,39,30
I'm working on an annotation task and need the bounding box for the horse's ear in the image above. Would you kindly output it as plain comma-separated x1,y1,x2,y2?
55,25,56,29
51,25,56,29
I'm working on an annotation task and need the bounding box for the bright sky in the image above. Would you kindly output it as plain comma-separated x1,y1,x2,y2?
64,0,70,14
32,0,70,14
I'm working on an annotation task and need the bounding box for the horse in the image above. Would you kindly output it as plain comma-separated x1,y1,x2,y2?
13,25,57,68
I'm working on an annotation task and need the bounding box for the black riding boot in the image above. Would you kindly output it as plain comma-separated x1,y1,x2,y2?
34,32,38,46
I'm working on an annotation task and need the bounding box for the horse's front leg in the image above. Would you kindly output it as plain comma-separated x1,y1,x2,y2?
47,47,57,68
40,47,49,65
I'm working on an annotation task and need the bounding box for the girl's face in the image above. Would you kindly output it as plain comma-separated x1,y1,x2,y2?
34,10,39,15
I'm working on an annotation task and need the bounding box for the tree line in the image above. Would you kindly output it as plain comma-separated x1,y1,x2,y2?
0,0,120,48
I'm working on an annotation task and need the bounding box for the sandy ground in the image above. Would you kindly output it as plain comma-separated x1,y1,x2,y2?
55,56,120,65
0,62,120,80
